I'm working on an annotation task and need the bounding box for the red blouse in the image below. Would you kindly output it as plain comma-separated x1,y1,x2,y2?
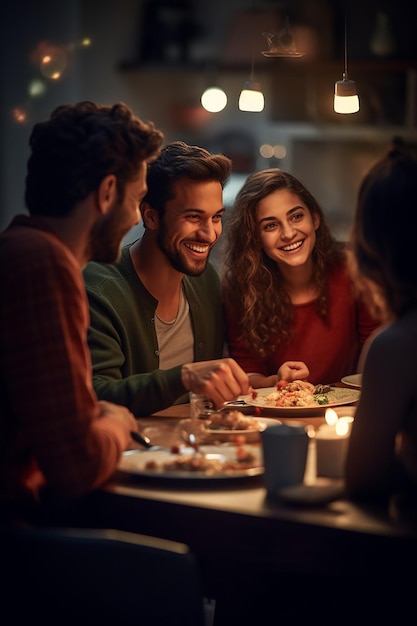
225,264,380,385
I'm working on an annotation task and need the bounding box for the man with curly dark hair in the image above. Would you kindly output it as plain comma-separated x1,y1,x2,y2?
0,101,163,524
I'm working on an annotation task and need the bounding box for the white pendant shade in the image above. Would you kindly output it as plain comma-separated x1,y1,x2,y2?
334,93,360,114
334,77,359,114
238,81,264,112
334,11,360,115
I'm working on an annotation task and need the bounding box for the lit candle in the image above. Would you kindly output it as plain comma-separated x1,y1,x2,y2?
316,412,353,478
325,408,338,425
337,416,354,435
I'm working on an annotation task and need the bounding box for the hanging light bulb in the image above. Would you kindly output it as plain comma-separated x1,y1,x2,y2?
334,10,359,114
238,6,265,113
334,74,359,113
201,86,227,113
239,43,264,114
239,80,264,112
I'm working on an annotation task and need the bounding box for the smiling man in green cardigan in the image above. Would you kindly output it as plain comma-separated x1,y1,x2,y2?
83,141,250,417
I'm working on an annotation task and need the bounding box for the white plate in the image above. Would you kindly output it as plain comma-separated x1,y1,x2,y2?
243,386,360,416
341,374,362,389
179,416,281,444
118,445,264,481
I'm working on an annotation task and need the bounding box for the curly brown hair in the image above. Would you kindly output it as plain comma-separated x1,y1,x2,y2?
25,101,163,217
222,169,345,357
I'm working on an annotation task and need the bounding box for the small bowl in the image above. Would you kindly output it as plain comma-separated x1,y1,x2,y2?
178,417,269,445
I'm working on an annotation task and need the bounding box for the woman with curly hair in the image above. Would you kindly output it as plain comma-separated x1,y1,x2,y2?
222,168,380,387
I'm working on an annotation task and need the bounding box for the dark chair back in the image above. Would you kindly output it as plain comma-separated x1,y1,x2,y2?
0,524,206,626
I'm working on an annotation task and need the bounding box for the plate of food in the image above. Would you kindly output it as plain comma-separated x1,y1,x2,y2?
341,373,362,389
179,413,281,444
243,380,360,416
118,444,263,481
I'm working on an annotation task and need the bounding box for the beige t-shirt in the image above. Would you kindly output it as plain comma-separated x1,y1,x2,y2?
154,287,193,369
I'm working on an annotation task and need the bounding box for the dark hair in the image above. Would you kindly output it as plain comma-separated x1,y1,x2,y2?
222,168,344,356
25,101,163,217
142,140,232,218
352,143,417,316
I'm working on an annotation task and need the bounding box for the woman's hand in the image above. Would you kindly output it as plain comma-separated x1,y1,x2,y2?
276,361,310,387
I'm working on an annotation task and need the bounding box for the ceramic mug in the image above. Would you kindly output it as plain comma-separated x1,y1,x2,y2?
261,422,309,494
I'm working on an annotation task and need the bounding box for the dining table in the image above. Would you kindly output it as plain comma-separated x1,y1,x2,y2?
77,392,417,624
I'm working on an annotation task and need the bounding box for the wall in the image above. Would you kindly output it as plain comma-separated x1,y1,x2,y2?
0,0,139,230
1,0,417,245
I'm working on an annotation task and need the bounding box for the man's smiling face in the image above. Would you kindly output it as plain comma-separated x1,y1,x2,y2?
156,178,225,276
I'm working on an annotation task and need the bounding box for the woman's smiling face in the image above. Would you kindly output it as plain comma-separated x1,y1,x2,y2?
256,188,320,268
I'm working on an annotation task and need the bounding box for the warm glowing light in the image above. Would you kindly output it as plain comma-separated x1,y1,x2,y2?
335,419,349,436
334,93,359,114
338,416,354,424
334,77,359,114
274,144,286,159
259,143,286,159
40,47,67,80
28,78,46,97
325,408,338,425
200,87,227,113
12,108,27,123
260,144,274,158
81,38,91,46
239,84,264,112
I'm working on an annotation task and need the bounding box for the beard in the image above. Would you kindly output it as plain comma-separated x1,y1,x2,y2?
89,199,131,264
156,221,211,277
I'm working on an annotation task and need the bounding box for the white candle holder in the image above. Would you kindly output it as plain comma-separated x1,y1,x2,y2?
315,406,356,478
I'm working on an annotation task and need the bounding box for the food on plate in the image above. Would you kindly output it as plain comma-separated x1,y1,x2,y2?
313,383,332,394
253,380,331,407
178,414,267,446
144,447,257,474
205,410,262,431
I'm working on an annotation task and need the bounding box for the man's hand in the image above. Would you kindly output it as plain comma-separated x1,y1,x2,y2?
99,400,138,440
181,358,251,408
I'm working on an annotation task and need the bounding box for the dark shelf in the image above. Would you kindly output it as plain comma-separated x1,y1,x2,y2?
118,58,417,73
118,60,210,72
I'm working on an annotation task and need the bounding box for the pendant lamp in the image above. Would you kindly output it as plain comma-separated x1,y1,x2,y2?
334,10,359,114
238,76,264,112
201,86,227,113
239,11,264,113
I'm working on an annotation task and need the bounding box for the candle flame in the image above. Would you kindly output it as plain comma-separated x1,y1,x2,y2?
339,416,354,425
335,419,349,436
325,408,338,425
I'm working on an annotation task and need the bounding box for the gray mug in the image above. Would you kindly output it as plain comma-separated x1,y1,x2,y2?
261,422,309,494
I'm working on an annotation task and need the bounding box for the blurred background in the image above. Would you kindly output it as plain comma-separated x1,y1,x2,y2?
1,0,417,258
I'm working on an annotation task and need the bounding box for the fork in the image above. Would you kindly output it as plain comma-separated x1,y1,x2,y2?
130,431,168,451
